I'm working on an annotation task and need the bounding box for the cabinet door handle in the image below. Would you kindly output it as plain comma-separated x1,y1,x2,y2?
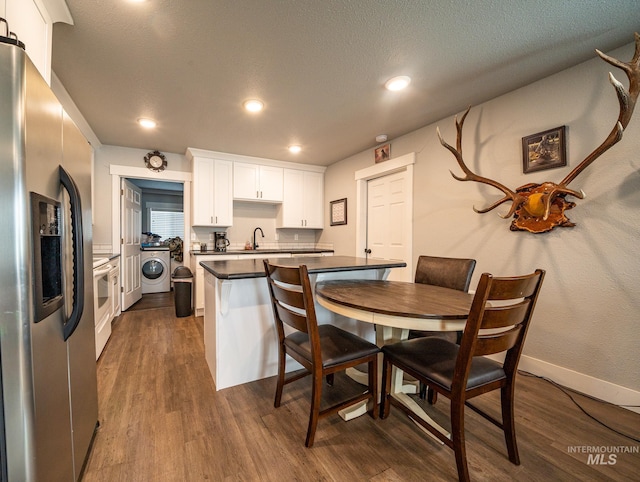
215,216,218,224
256,190,259,198
211,216,213,224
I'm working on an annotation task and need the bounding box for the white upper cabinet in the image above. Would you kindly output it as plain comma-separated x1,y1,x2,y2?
277,169,324,229
191,157,233,227
233,162,283,202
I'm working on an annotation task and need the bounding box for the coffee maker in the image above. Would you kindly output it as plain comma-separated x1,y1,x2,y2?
214,232,230,252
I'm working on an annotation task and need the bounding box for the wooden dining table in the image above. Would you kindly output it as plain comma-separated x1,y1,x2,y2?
315,279,475,441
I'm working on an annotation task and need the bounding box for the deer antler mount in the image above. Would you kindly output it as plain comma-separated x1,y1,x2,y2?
438,33,640,233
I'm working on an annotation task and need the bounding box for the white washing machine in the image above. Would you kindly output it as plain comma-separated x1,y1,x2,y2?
141,249,171,294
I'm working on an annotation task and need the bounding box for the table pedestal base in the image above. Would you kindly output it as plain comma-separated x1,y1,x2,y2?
338,325,450,444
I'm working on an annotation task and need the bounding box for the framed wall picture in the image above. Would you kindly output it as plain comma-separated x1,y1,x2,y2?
330,198,347,226
522,126,567,173
374,143,390,163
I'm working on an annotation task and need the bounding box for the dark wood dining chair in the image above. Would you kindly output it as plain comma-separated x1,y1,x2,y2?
380,269,545,482
263,260,380,447
409,255,476,402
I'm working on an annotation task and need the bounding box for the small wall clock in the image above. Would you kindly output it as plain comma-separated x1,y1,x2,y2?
144,150,167,172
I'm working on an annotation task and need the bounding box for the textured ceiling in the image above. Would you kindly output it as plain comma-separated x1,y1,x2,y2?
51,1,640,166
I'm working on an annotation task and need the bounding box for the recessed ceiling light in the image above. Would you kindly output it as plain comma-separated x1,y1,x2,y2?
288,145,302,154
138,118,156,129
385,76,411,91
243,99,264,113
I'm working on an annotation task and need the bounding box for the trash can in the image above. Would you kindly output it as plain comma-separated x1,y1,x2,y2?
172,266,193,317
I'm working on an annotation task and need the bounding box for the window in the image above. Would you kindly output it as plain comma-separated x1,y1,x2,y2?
150,210,184,239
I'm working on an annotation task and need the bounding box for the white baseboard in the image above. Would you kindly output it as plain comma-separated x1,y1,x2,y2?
487,354,640,415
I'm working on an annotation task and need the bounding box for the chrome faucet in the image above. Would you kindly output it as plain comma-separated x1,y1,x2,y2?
253,227,264,250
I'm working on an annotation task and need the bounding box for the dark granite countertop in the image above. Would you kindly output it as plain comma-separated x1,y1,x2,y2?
191,248,334,256
200,256,405,280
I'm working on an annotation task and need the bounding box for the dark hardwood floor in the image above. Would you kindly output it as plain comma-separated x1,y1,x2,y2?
83,306,640,481
126,291,174,312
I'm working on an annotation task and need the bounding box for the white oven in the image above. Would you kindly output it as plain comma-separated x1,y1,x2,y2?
93,257,114,359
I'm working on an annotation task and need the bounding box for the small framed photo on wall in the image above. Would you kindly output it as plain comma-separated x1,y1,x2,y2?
374,143,390,163
330,198,347,226
522,126,567,173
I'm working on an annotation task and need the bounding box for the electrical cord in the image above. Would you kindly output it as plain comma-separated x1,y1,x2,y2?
519,370,640,443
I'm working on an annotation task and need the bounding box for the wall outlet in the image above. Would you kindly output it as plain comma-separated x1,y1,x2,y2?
274,233,279,241
191,232,196,241
294,234,299,241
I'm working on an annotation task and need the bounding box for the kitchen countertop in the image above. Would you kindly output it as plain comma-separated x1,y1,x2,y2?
93,253,120,260
92,253,120,268
200,255,405,280
191,248,334,256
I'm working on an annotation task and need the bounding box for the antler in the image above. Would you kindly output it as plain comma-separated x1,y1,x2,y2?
561,32,640,186
437,107,526,218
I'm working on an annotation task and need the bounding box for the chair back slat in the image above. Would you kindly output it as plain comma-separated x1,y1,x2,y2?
269,282,305,310
266,263,303,285
480,300,531,330
487,275,540,301
474,326,521,356
275,302,309,333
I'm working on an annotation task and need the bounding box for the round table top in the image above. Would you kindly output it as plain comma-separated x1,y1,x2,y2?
315,279,474,320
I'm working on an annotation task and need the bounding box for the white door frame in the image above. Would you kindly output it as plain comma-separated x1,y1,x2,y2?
354,152,415,272
110,165,192,256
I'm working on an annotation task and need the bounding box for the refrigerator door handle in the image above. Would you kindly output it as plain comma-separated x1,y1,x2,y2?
60,166,85,341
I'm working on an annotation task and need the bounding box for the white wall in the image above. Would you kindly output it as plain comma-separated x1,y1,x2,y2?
93,145,191,248
320,42,640,398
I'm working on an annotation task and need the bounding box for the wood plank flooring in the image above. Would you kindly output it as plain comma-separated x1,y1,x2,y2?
82,306,640,481
126,291,175,312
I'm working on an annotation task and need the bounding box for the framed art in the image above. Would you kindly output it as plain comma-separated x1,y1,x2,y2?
374,143,390,163
522,126,567,173
330,198,347,226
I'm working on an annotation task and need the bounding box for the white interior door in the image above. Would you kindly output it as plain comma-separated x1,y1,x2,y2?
121,178,142,310
366,170,411,281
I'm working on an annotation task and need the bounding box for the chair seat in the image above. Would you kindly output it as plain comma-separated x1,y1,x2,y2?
285,324,379,369
382,337,506,391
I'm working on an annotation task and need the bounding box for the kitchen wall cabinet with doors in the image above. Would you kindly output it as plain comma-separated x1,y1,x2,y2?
277,169,324,228
187,149,233,227
233,162,283,202
3,0,60,83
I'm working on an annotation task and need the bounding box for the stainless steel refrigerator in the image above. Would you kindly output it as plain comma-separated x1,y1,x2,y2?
0,39,99,481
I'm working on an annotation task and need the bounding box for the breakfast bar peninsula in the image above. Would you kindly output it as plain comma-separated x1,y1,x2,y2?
200,256,405,390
